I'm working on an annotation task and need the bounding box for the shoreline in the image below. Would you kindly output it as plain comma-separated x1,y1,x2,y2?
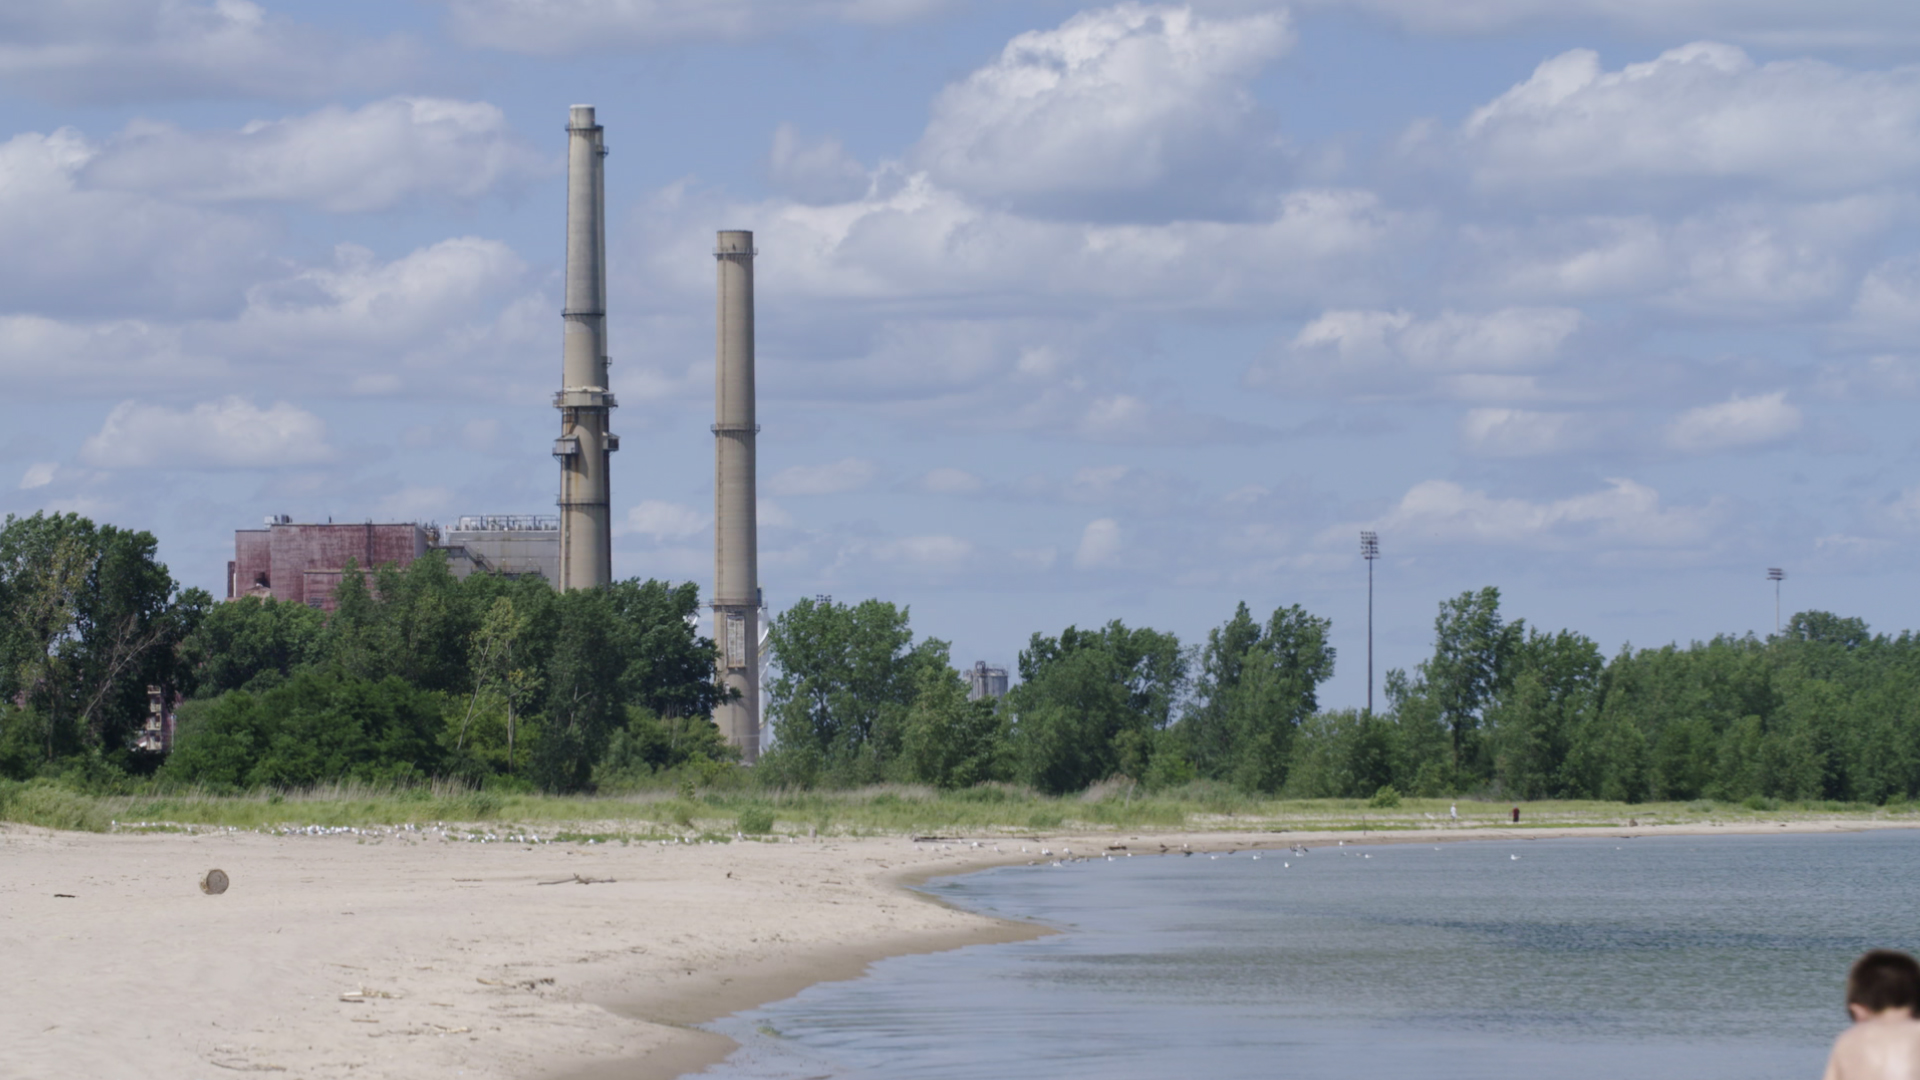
589,816,1920,1080
3,818,1912,1080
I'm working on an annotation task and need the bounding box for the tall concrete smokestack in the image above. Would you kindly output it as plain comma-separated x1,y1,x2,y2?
554,104,616,590
712,230,759,762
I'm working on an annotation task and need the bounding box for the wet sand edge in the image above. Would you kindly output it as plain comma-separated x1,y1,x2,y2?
560,862,1050,1080
553,818,1920,1080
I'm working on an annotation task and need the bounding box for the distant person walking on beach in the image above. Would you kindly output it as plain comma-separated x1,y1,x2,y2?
1450,803,1457,820
1822,949,1920,1080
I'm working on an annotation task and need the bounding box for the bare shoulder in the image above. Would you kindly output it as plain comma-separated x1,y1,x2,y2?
1828,1017,1920,1080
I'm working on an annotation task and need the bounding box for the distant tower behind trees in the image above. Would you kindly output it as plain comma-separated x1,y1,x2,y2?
967,662,1009,702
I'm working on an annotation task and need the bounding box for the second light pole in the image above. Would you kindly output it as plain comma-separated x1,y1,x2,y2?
1361,530,1380,715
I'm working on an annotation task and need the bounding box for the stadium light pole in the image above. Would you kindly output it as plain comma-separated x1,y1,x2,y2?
1768,568,1785,634
1361,531,1380,715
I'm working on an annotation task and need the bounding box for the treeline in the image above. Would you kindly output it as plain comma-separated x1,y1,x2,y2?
10,509,1920,804
759,597,1315,795
0,512,732,792
762,591,1920,805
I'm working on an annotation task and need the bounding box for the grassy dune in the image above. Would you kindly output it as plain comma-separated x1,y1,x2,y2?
4,777,1915,839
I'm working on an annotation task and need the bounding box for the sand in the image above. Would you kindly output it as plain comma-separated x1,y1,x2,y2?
2,816,1909,1080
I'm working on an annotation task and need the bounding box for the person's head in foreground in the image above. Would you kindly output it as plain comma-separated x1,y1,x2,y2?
1849,950,1920,1023
1823,950,1920,1080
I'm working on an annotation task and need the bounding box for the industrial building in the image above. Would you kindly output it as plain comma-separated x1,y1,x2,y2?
227,517,432,610
226,514,558,611
440,514,561,582
968,662,1009,702
217,106,773,764
132,686,177,753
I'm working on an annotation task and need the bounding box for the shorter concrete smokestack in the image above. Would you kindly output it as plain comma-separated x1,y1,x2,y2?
712,230,759,762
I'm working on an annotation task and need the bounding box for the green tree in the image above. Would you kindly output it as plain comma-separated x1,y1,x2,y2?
180,596,326,697
1184,602,1265,780
1418,587,1523,778
457,596,526,752
1486,629,1602,799
1284,709,1396,798
595,705,737,787
899,665,1004,789
1008,620,1186,794
764,597,949,780
322,553,474,693
161,669,444,789
0,512,200,764
1225,605,1335,793
608,579,726,721
531,588,626,792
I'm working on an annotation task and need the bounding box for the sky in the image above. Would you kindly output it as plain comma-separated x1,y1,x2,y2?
6,0,1920,708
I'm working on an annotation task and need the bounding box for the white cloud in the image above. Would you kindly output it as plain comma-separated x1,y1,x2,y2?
78,397,333,469
0,314,217,386
623,499,709,541
206,238,535,381
1461,199,1879,318
461,419,502,451
1252,307,1581,399
875,534,973,568
768,457,879,496
769,124,869,205
1666,390,1802,452
1069,393,1276,444
0,0,417,103
1459,408,1595,456
742,317,1267,445
1063,465,1188,512
0,129,269,318
913,3,1294,218
84,98,547,213
1365,478,1720,549
637,175,1396,314
19,462,57,490
1012,546,1059,571
0,230,543,397
1817,354,1920,399
1847,257,1920,342
1073,517,1123,568
1310,0,1920,47
918,467,984,494
443,0,947,53
374,485,454,521
1458,44,1920,196
1890,488,1920,522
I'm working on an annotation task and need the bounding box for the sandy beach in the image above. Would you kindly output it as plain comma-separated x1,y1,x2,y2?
3,817,1910,1080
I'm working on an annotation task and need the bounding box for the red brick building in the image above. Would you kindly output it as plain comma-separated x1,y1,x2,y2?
227,518,431,611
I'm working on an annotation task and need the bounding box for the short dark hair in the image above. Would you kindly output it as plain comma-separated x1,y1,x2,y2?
1848,950,1920,1015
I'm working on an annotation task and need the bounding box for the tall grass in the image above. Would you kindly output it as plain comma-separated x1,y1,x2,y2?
2,777,1912,836
0,780,115,832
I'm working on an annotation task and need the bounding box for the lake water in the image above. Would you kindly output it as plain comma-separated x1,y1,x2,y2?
700,830,1920,1080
